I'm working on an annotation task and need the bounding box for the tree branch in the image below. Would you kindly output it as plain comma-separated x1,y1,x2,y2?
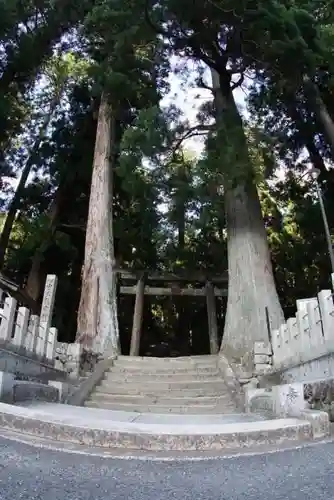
171,124,214,154
231,73,244,90
196,76,214,92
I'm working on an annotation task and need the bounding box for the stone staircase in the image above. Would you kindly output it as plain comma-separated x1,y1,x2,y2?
84,355,241,414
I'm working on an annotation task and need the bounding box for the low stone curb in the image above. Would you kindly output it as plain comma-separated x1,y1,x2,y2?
0,405,316,452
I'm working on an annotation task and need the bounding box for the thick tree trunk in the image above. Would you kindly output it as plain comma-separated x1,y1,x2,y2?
176,167,186,251
306,141,327,174
175,166,190,354
286,104,328,175
303,76,334,158
63,251,83,343
0,152,41,269
76,93,120,356
210,69,284,366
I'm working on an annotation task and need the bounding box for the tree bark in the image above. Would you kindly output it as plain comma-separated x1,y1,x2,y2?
286,103,328,175
303,76,334,159
176,163,186,251
76,92,120,356
63,250,83,343
175,163,190,355
306,141,327,174
210,69,284,366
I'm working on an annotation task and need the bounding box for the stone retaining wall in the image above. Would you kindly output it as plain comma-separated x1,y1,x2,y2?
0,344,68,382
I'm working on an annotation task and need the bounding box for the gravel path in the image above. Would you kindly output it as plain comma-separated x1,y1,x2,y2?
0,436,333,499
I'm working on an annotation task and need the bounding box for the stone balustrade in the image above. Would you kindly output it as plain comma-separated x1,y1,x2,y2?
254,273,334,381
0,275,83,380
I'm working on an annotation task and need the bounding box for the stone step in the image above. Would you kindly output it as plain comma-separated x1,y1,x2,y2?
110,365,219,375
96,380,228,397
113,356,218,370
116,355,217,364
100,377,224,389
104,370,222,382
88,392,235,408
84,400,238,414
0,401,317,451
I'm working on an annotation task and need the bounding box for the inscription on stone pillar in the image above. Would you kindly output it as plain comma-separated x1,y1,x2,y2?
36,275,58,358
40,275,58,327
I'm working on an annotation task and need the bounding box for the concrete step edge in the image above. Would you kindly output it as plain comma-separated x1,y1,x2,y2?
89,394,234,405
114,356,218,363
84,402,239,414
110,364,217,373
0,406,312,451
93,385,229,397
113,359,218,364
104,371,222,380
113,365,219,371
100,379,225,387
100,383,225,392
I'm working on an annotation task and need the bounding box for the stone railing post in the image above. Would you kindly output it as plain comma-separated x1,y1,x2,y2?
46,327,58,362
24,314,39,353
0,297,17,342
318,290,334,349
278,323,289,364
11,307,29,348
271,328,281,366
307,298,324,353
36,275,58,359
286,317,300,365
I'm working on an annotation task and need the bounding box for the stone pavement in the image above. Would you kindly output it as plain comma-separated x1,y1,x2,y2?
0,434,334,500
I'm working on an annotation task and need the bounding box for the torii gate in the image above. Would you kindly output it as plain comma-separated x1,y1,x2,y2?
117,270,228,356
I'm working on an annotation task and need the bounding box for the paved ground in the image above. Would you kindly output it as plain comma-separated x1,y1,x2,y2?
0,436,334,499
